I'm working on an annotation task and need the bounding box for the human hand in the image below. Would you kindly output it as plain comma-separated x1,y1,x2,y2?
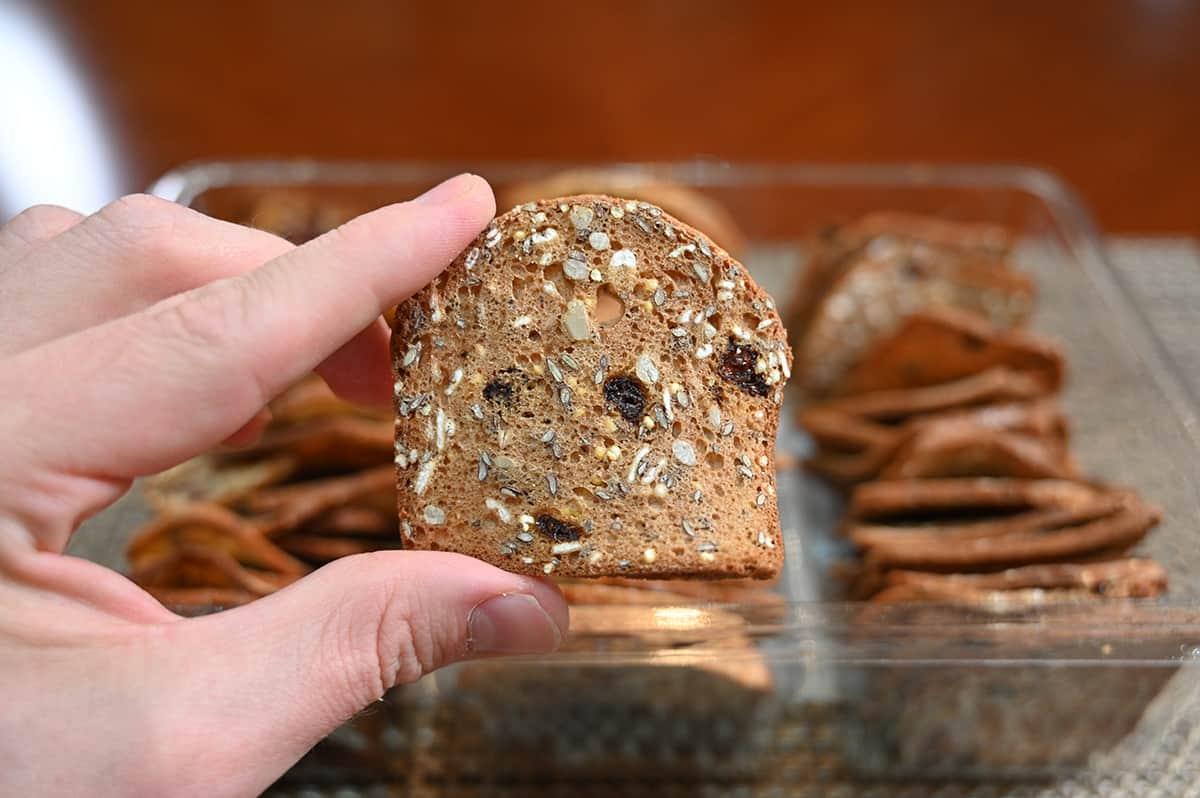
0,175,568,797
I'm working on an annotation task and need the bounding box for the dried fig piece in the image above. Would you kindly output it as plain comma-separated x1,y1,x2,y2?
846,478,1160,572
126,504,308,576
835,307,1064,397
870,559,1168,604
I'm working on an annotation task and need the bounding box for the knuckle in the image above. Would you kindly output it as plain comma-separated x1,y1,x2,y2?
325,554,445,695
98,193,183,227
4,204,81,243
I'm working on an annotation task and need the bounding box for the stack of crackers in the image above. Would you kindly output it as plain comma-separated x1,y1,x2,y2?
789,213,1167,606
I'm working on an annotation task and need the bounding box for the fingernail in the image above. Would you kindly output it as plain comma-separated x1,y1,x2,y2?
413,174,478,206
468,593,563,655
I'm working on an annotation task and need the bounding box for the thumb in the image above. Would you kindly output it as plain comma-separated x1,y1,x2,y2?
145,551,567,797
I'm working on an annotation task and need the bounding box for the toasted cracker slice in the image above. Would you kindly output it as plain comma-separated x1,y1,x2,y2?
392,195,790,579
835,307,1064,396
220,415,393,477
126,503,308,575
800,369,1068,487
880,421,1076,481
244,465,395,537
142,454,297,512
131,545,301,596
846,478,1160,572
795,222,1035,396
870,558,1168,604
498,169,746,256
275,533,400,564
267,373,389,425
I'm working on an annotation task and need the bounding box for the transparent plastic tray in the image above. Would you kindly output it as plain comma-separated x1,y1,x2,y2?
128,161,1200,794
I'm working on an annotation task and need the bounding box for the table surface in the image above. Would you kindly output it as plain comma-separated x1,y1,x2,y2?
31,1,1200,236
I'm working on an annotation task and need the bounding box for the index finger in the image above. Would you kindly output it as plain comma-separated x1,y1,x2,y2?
0,174,494,539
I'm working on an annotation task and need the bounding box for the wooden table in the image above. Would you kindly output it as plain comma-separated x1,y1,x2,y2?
33,1,1200,235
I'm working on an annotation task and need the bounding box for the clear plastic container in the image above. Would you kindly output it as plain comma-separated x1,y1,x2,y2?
133,161,1200,795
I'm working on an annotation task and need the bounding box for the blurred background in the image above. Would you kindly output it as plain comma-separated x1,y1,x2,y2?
1,0,1198,230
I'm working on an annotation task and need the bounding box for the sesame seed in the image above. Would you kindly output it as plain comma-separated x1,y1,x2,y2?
662,388,674,421
588,231,611,251
653,287,666,306
522,557,534,565
695,344,714,359
477,456,489,481
465,248,481,269
401,521,413,540
692,262,711,282
717,290,734,302
670,327,688,338
517,531,534,543
500,487,521,499
552,541,582,555
423,505,446,525
559,386,573,406
617,560,631,569
402,344,421,368
681,519,695,537
697,541,718,553
540,428,556,443
543,562,556,574
546,357,563,383
757,493,767,507
546,472,558,496
635,354,660,385
675,389,691,409
560,353,580,371
694,489,703,502
484,227,501,248
589,268,603,282
721,421,735,436
595,490,613,501
668,244,696,259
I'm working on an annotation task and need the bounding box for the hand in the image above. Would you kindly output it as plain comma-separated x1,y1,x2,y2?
0,175,568,798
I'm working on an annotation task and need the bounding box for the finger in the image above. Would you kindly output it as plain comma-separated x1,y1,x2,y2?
0,175,494,540
0,204,83,261
0,194,294,358
312,317,394,408
142,551,566,797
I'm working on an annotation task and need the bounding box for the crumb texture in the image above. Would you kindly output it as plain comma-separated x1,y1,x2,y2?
391,195,791,578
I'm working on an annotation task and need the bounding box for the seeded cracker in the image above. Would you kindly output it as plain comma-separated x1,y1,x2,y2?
391,196,791,578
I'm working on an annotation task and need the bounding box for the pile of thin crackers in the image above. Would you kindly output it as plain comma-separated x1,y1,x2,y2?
789,213,1167,606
